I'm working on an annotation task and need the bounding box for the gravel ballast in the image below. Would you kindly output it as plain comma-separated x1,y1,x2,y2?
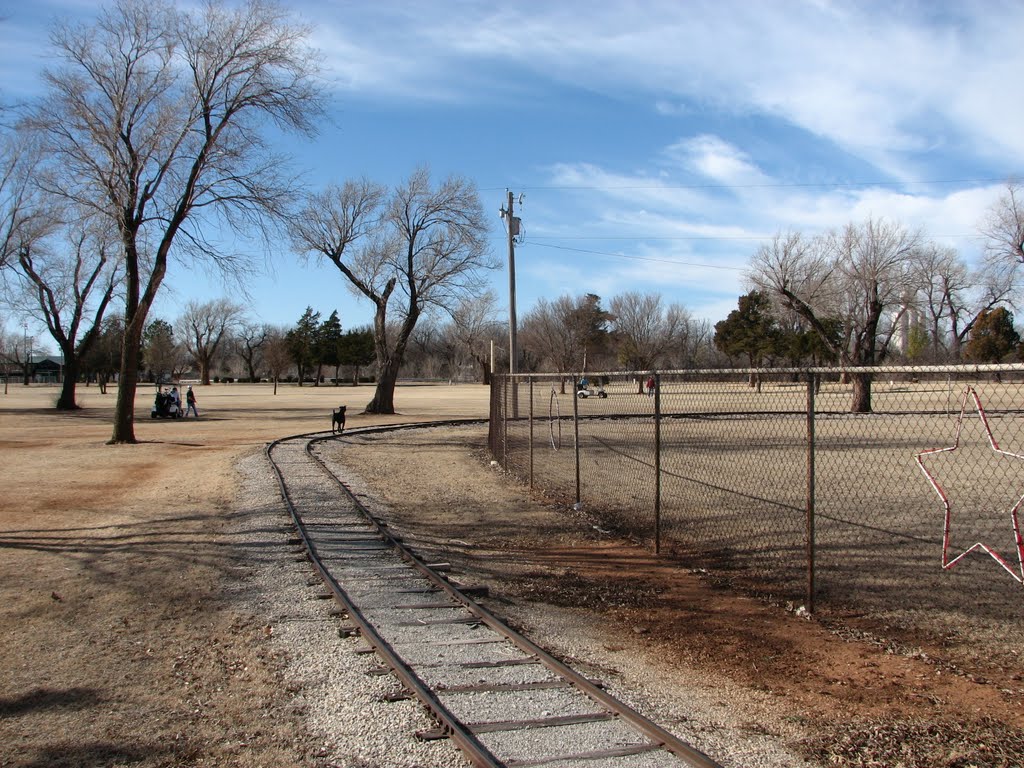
229,447,816,767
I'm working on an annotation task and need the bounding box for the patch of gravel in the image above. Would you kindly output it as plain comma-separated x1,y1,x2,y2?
330,449,819,768
485,601,816,768
227,450,466,768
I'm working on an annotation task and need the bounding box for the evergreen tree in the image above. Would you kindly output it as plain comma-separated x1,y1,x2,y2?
142,319,177,384
286,307,320,386
714,291,783,368
316,310,344,386
338,327,376,386
82,315,125,394
965,307,1020,363
568,293,613,371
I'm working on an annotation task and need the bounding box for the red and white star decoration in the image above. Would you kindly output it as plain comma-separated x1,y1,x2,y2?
915,386,1024,584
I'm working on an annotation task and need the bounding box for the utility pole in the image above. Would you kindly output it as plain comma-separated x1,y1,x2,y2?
502,190,519,376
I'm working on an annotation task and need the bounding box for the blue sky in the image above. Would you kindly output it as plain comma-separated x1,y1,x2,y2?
4,0,1024,339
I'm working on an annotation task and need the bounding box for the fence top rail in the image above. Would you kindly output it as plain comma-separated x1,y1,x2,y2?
498,364,1024,381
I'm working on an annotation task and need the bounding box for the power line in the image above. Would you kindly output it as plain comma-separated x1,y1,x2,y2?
481,177,1016,192
528,235,767,241
514,233,987,242
528,241,747,271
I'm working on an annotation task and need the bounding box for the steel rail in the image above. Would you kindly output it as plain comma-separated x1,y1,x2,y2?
266,426,503,768
268,420,724,768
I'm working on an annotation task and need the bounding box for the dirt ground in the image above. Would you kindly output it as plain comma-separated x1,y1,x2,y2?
1,382,1023,767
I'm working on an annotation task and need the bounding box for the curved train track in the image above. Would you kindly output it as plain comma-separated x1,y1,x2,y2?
266,422,724,768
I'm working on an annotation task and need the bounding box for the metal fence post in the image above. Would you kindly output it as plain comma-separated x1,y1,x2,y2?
529,377,534,490
806,373,816,613
573,380,581,506
654,371,662,555
502,374,508,470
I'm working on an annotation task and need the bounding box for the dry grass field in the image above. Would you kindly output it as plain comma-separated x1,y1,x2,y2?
502,378,1024,627
0,381,489,767
2,379,1024,767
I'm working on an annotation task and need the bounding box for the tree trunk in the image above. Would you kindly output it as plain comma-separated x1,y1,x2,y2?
850,372,872,413
56,356,81,411
365,362,398,413
110,317,145,443
364,295,410,415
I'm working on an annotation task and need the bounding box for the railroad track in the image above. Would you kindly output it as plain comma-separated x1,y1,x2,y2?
266,424,724,768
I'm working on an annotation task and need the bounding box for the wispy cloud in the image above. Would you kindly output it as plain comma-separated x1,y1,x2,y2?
310,1,1024,176
664,135,771,187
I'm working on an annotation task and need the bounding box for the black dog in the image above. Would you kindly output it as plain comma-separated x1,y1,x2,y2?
331,405,347,434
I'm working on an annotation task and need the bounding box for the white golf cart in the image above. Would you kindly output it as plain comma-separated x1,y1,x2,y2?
575,377,608,399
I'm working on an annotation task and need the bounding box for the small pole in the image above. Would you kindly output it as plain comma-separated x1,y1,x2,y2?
654,372,662,554
806,373,816,613
529,377,535,490
573,381,581,506
502,374,508,469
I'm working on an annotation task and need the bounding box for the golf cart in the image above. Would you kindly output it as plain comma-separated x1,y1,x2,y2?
576,377,608,399
151,387,183,418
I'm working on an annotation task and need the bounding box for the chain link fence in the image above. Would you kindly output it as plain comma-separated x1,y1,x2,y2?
489,366,1024,623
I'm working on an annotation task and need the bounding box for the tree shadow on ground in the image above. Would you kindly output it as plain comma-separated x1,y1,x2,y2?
0,687,103,717
18,741,166,767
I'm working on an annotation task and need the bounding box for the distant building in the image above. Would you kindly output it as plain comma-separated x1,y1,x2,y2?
30,355,64,383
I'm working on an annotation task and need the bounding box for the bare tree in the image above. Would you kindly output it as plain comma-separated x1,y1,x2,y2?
905,243,1014,362
750,219,921,412
4,324,36,385
953,261,1016,359
0,320,31,393
979,182,1024,297
178,299,244,385
11,215,122,408
236,321,269,382
262,326,293,395
404,320,443,379
610,291,691,389
448,291,504,384
910,243,966,361
0,130,50,271
26,0,323,442
519,293,612,390
290,168,494,413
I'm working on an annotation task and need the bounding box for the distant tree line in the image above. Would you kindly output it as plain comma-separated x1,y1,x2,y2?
716,210,1024,412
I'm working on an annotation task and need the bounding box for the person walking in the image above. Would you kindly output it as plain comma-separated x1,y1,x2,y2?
185,385,199,418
